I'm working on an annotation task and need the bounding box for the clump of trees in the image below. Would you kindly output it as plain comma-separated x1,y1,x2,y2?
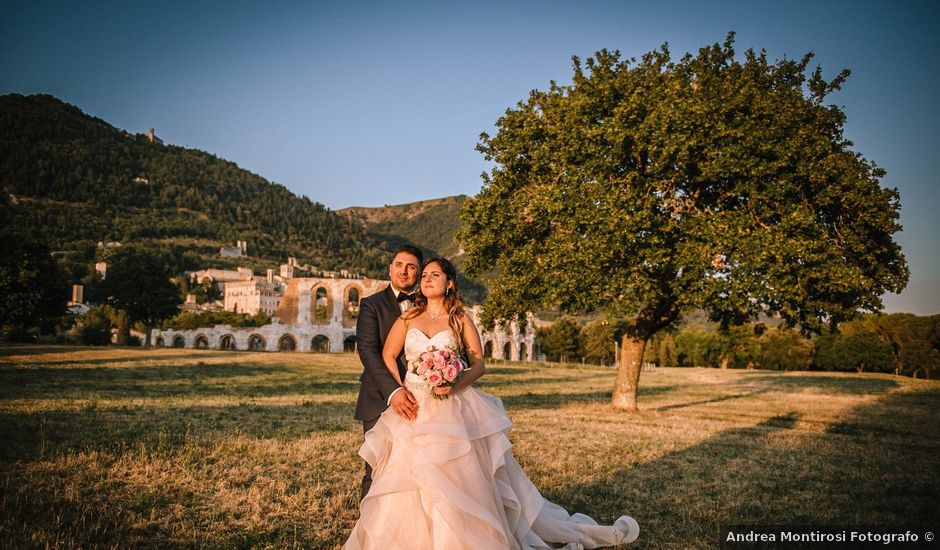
533,313,938,379
0,226,67,341
98,247,181,346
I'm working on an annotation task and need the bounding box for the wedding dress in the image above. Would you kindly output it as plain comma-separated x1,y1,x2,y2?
344,328,639,549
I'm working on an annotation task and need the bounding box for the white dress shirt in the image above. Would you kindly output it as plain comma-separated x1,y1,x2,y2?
387,287,415,404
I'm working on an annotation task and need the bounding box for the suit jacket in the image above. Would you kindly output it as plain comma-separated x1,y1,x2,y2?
354,284,409,422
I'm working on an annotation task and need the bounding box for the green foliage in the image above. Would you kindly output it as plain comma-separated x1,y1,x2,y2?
161,310,271,330
647,332,679,367
675,329,710,367
674,327,756,368
100,248,181,341
757,328,815,371
174,277,223,305
536,317,581,362
579,320,617,365
846,313,940,378
0,93,388,277
0,226,67,340
461,34,908,339
347,196,468,260
816,331,895,373
78,307,113,346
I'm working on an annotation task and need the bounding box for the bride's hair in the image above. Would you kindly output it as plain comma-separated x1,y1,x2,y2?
405,257,467,351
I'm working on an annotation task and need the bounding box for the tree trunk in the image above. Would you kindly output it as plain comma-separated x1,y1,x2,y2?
612,334,647,411
143,324,152,347
719,356,729,369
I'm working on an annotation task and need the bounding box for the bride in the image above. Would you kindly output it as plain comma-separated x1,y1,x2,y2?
344,257,639,549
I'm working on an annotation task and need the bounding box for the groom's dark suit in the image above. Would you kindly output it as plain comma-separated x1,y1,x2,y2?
355,284,409,497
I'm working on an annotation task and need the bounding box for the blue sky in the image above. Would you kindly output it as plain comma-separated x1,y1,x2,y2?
2,0,938,314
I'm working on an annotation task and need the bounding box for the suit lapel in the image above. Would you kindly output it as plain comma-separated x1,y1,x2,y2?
383,284,401,318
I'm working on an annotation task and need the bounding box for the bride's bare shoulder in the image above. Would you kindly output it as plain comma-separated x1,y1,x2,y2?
460,311,477,327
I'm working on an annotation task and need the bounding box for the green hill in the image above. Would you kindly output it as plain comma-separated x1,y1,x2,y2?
0,93,388,279
341,196,487,302
340,195,466,260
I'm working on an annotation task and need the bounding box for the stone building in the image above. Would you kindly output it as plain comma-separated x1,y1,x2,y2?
223,273,283,316
220,240,248,258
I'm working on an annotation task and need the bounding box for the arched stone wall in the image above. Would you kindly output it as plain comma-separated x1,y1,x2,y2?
150,297,538,361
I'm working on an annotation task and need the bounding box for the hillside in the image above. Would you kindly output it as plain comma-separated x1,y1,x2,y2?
0,93,389,278
341,195,488,302
341,195,467,260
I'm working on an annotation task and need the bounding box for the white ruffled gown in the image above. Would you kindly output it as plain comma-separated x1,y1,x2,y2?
344,329,639,549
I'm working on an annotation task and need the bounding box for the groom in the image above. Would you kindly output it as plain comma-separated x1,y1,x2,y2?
354,244,423,499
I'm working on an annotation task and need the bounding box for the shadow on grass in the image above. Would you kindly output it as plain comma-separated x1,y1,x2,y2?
0,345,102,356
0,361,360,400
544,387,940,548
499,385,681,411
741,372,901,395
1,352,221,367
654,389,768,412
0,399,358,462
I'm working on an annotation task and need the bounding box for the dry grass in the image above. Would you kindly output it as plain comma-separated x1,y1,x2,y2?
1,345,937,549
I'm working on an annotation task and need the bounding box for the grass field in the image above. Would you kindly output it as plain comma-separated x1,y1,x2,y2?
1,346,938,549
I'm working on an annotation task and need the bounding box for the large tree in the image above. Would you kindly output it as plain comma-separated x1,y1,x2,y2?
460,34,908,410
0,227,67,340
100,247,181,346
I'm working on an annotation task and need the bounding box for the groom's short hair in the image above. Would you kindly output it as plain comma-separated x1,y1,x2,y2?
392,244,424,267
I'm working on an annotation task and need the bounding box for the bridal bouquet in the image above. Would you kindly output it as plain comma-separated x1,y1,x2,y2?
410,345,468,400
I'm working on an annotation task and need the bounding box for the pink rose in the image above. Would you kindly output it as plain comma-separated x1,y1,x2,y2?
416,361,429,376
440,349,451,361
433,354,446,369
425,371,444,386
442,364,458,382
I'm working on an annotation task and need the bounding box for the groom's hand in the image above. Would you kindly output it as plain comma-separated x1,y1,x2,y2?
390,388,418,421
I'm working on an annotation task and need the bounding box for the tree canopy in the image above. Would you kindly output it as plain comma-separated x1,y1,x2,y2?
460,34,908,410
0,226,67,340
100,247,181,345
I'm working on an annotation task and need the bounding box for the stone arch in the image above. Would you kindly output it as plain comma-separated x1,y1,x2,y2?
278,334,297,352
219,334,236,351
343,284,363,327
313,286,331,324
311,334,331,353
248,334,266,351
195,334,209,349
483,340,494,359
503,342,511,360
172,335,186,348
155,336,165,347
519,342,528,362
344,335,357,353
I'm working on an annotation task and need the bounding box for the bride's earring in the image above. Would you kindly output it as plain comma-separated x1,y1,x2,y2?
445,287,451,296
